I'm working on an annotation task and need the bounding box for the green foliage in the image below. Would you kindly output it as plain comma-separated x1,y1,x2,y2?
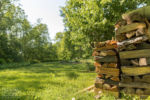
66,71,79,79
0,0,57,63
86,62,95,71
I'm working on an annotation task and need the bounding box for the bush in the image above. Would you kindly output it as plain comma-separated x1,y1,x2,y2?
66,72,79,79
86,62,95,71
30,59,40,64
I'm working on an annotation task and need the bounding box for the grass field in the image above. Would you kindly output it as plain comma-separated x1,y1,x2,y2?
0,62,98,100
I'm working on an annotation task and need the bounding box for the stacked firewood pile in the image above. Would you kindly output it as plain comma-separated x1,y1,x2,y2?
115,6,150,98
92,40,120,97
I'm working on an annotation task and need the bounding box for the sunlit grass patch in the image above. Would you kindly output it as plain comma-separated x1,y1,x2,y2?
0,62,96,100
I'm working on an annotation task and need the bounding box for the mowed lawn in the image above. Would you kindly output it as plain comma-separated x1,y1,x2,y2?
0,62,96,100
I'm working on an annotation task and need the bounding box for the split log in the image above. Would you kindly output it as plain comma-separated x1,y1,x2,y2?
108,63,118,68
98,67,120,77
119,82,150,89
94,40,117,48
136,42,150,49
147,57,150,65
120,49,150,59
121,66,150,76
121,59,132,66
116,34,127,42
144,89,150,95
121,87,135,94
136,89,144,95
134,75,150,83
116,23,146,34
126,31,136,39
136,28,145,36
145,18,150,40
99,50,116,56
103,84,111,90
122,6,150,24
131,59,139,66
118,35,149,47
110,76,120,82
95,78,119,85
139,58,147,66
121,76,133,83
119,44,137,51
93,46,117,51
94,56,118,63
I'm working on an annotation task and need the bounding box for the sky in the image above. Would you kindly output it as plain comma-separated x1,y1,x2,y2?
19,0,66,41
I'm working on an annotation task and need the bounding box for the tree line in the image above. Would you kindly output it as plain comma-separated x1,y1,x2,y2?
0,0,150,64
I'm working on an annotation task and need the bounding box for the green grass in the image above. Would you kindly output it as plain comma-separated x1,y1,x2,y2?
0,62,97,100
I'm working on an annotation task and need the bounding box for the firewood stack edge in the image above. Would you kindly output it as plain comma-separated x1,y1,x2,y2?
93,40,120,97
93,6,150,99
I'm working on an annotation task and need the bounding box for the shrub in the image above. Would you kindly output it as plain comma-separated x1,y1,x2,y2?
66,72,79,79
30,59,40,64
86,62,95,71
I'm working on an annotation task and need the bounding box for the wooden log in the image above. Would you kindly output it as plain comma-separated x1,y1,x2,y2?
103,84,111,90
126,31,136,39
147,57,150,65
120,49,150,59
136,42,150,49
119,82,150,89
99,50,116,56
116,23,146,35
121,59,132,66
119,44,137,51
136,28,145,36
116,34,127,42
93,46,117,51
121,76,133,83
95,83,103,89
121,87,135,94
108,63,118,68
136,89,144,95
131,59,139,66
134,75,150,83
118,35,149,47
95,78,119,85
121,66,150,76
139,58,147,66
94,56,118,63
110,76,120,82
145,18,150,40
144,89,150,95
98,67,120,77
122,6,150,24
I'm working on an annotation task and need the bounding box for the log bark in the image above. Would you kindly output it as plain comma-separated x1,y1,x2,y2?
136,42,150,49
122,6,150,24
121,75,133,83
121,87,135,94
94,56,118,63
120,49,150,59
136,89,144,95
98,67,120,77
116,23,146,34
121,66,150,76
118,35,148,47
126,31,136,39
119,82,150,89
134,75,150,83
